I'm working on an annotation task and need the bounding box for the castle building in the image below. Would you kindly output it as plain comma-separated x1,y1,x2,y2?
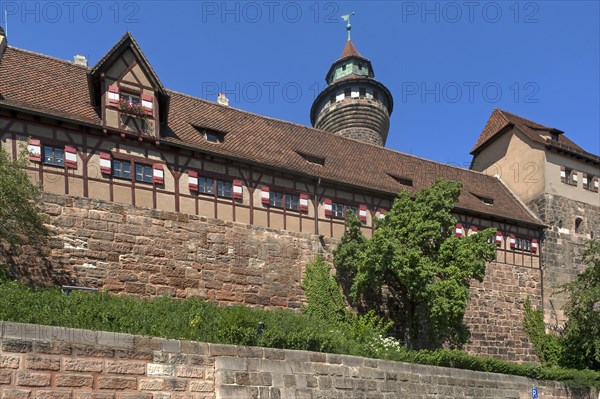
0,28,596,362
470,109,600,327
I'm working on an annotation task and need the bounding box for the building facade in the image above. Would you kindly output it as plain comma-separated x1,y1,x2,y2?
1,29,593,361
470,109,600,328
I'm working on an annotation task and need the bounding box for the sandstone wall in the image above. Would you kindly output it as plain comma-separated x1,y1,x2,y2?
528,194,600,328
465,262,541,362
4,193,541,362
2,322,597,399
12,193,333,309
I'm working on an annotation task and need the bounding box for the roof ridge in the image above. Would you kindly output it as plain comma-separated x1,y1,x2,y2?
166,89,493,181
496,108,551,129
167,88,357,139
6,46,90,70
6,46,497,183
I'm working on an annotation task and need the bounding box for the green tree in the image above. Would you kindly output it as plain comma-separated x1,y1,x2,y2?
0,145,48,260
336,178,497,349
333,211,367,297
302,256,349,325
561,240,600,370
523,297,563,367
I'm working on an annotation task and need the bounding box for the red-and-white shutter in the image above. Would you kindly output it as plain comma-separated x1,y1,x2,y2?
299,193,309,212
141,94,153,116
261,186,270,205
560,166,566,183
469,226,478,235
571,170,578,185
378,209,386,219
27,139,41,162
495,231,503,246
152,163,164,184
108,85,120,105
358,204,368,222
531,239,539,253
509,234,516,249
188,170,198,191
64,145,77,168
232,179,243,200
99,152,112,174
455,223,464,238
324,199,332,217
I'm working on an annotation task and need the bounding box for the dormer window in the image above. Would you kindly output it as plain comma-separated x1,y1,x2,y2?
116,91,150,117
121,93,140,106
388,173,413,187
297,151,325,166
472,192,494,206
193,125,226,144
206,131,223,143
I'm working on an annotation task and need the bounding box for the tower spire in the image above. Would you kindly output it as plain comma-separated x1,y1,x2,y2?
310,16,394,147
341,12,355,41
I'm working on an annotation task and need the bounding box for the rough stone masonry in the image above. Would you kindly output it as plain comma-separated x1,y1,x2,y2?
6,192,541,363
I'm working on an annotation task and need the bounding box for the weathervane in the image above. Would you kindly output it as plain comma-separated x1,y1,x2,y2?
341,12,355,41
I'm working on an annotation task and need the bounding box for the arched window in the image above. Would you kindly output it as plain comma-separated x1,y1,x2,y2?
575,217,583,234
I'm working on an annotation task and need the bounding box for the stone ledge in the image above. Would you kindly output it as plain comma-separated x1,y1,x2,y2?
0,321,561,387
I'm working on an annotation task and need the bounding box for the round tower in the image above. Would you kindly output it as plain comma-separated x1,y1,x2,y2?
310,22,393,147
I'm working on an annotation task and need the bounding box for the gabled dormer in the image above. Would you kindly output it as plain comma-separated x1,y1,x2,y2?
88,32,169,139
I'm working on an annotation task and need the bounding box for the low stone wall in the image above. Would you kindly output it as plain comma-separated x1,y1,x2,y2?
1,322,597,399
5,193,540,362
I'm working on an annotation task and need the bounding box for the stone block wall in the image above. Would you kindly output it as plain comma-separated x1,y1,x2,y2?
464,262,541,363
528,194,600,327
4,193,541,362
8,193,333,309
1,322,597,399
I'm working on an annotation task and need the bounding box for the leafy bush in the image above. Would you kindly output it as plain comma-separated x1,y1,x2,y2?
522,240,600,371
302,256,349,324
523,297,563,367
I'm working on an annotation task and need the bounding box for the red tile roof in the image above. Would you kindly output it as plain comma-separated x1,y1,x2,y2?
0,45,542,227
472,109,598,163
0,47,100,125
339,40,362,59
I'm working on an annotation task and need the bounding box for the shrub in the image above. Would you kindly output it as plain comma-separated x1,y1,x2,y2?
1,276,599,388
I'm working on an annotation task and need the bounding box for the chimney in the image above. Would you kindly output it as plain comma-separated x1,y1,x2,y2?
217,93,229,106
73,54,88,67
0,26,7,60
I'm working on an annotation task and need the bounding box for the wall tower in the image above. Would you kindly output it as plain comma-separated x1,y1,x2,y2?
310,18,394,146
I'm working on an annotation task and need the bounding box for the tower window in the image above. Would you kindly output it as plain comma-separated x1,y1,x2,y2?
575,217,583,234
373,91,379,101
330,95,336,105
344,88,351,98
359,88,366,98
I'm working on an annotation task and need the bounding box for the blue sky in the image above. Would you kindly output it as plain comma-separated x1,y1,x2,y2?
2,1,599,167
